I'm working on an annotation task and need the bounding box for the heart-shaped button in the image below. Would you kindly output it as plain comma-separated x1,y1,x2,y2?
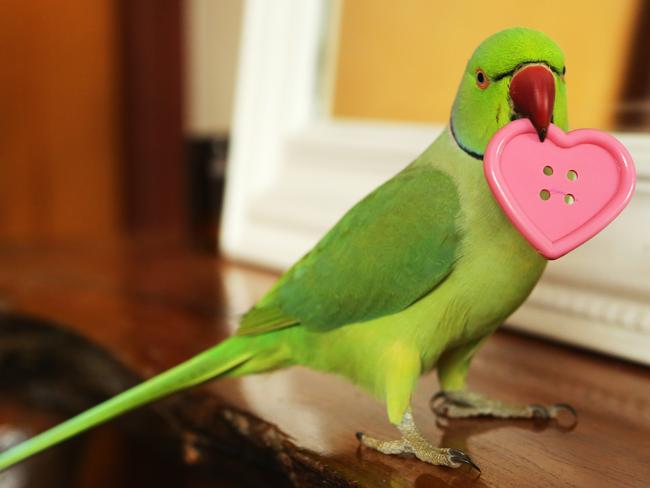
484,119,636,259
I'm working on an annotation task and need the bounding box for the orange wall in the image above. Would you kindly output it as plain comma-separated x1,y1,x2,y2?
0,1,121,242
333,0,639,129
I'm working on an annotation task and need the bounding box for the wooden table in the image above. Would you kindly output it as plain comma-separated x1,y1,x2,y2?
0,241,647,487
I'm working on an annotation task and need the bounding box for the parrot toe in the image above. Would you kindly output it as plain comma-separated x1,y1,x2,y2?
357,432,480,472
430,390,473,416
356,407,481,472
555,403,579,429
528,403,551,419
430,390,578,428
527,403,578,427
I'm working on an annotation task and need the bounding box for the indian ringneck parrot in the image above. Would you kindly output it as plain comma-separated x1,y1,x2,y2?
0,27,575,472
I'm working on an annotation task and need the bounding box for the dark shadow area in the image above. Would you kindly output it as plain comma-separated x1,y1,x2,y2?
617,1,650,130
0,314,291,487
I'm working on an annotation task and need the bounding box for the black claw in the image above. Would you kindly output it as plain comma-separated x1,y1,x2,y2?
431,390,448,402
554,403,577,417
430,390,448,407
448,448,481,473
435,415,450,430
355,432,364,441
553,403,578,429
529,403,550,420
430,390,450,416
430,391,477,417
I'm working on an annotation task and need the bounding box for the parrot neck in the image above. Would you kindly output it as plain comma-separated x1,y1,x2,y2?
449,116,483,161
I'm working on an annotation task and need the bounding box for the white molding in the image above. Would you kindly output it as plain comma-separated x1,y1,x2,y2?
222,0,650,365
221,0,326,257
510,281,650,364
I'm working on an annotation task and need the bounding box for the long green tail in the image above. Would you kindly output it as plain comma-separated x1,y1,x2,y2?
0,337,253,471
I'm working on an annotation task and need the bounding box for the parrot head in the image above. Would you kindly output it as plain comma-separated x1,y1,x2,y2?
450,28,568,159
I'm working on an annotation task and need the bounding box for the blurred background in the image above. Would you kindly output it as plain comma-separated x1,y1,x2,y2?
0,0,240,251
0,0,647,253
0,1,649,486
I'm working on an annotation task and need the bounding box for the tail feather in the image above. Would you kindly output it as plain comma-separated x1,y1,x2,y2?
0,337,253,471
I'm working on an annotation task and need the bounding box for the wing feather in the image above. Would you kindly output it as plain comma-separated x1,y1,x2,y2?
237,165,461,335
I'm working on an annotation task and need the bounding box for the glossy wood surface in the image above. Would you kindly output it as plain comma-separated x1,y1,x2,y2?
0,241,648,487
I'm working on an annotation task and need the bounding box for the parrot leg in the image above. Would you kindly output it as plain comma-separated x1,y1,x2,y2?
430,390,576,421
356,408,479,471
434,340,576,422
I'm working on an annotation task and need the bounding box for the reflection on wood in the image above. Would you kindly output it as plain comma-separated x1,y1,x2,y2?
0,241,647,486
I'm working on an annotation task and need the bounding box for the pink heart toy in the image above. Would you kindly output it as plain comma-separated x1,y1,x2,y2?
484,119,636,259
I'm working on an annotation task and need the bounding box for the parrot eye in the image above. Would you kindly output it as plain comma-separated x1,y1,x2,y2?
561,66,566,81
475,69,489,89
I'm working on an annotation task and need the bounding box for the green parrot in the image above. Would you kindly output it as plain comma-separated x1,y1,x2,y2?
0,27,575,472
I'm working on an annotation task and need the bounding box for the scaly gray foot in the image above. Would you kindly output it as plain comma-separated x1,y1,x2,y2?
356,408,480,471
430,390,577,422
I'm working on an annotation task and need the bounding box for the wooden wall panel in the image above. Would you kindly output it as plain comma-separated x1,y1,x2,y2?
0,1,121,242
119,0,187,239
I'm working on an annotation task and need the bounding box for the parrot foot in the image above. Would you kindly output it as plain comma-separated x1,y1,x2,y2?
430,390,577,425
356,408,480,471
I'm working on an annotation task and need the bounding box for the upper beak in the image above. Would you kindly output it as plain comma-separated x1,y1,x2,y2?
509,64,555,141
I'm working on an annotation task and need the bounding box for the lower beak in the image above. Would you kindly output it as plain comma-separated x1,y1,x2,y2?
509,65,555,142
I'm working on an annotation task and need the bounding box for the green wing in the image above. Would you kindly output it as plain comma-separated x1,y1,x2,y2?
237,165,461,335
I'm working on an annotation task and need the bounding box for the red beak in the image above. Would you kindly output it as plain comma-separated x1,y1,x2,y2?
509,65,555,142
